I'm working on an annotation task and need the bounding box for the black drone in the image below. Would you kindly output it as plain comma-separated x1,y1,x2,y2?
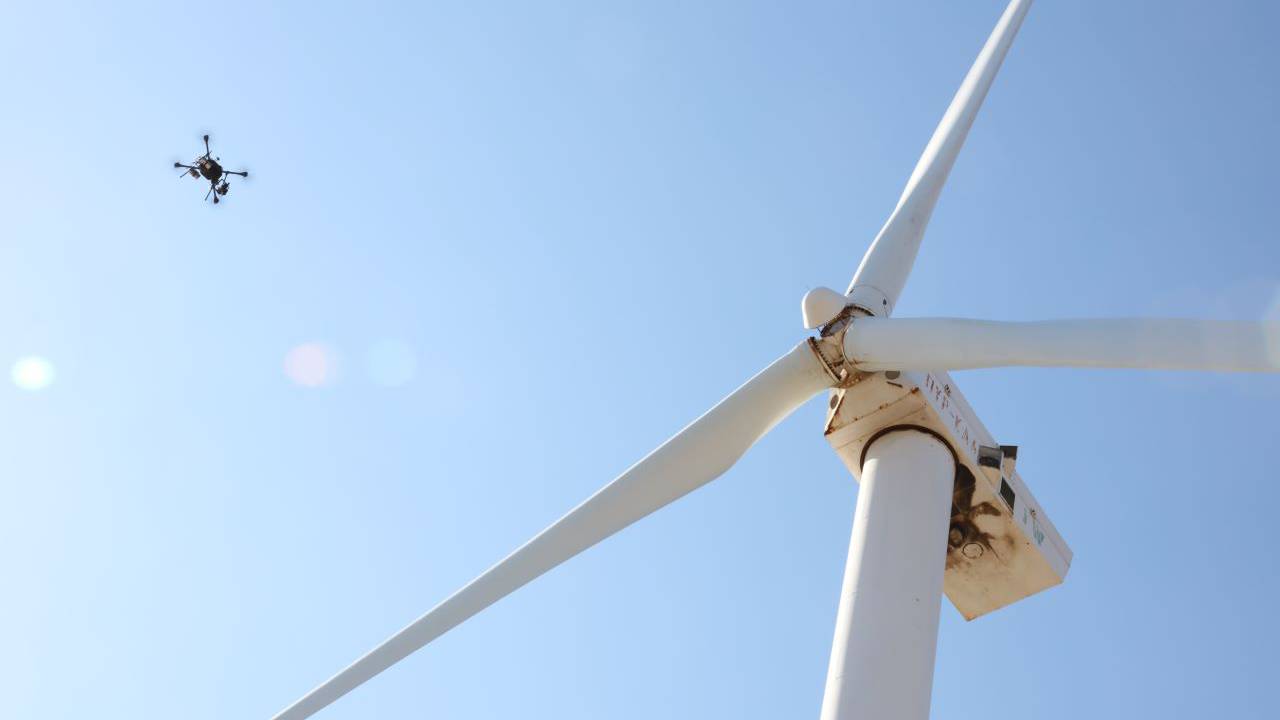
174,134,248,204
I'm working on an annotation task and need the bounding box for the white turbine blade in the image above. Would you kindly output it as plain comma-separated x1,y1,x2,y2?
844,317,1280,372
272,342,832,720
847,0,1033,316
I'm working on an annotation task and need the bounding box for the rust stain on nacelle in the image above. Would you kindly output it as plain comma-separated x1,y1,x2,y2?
823,370,1072,620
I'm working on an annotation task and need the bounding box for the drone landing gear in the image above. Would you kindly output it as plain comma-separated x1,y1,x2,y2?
205,176,235,204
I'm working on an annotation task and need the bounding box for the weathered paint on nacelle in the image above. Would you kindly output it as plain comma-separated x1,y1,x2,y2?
824,369,1071,620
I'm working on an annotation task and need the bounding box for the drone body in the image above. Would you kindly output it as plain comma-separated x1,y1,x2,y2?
174,134,248,204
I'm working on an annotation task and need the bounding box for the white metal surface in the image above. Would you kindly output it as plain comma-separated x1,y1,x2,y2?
846,0,1033,316
844,317,1280,372
803,287,854,329
824,368,1071,620
820,429,955,720
271,343,832,720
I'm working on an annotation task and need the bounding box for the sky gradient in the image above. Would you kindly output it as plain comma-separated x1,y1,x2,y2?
2,1,1278,718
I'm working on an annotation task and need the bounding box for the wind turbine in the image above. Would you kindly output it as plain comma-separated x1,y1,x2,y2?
271,1,1278,718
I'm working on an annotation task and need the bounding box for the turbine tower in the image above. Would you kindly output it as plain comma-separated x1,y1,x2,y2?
270,1,1278,717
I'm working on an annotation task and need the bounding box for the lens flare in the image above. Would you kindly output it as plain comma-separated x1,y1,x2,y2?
284,343,338,387
11,356,55,391
365,339,417,387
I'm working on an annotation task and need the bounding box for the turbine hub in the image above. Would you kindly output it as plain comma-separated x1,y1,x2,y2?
801,287,852,329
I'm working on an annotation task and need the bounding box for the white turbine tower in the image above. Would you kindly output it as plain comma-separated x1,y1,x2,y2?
271,1,1278,718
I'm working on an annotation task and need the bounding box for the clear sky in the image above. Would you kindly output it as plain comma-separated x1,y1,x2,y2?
2,1,1278,718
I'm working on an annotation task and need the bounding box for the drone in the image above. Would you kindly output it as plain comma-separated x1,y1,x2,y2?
174,134,248,204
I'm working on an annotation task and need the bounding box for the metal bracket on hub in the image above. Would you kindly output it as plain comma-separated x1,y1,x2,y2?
807,304,874,388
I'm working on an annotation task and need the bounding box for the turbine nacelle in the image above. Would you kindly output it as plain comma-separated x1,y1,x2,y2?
824,368,1069,620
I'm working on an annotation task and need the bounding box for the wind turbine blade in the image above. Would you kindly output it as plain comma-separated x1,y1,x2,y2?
271,342,832,720
844,317,1280,372
847,0,1033,316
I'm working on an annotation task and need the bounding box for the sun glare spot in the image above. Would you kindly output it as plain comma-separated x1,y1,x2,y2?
284,343,338,387
11,356,55,391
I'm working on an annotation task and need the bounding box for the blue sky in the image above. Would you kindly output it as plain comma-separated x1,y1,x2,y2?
2,1,1278,718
